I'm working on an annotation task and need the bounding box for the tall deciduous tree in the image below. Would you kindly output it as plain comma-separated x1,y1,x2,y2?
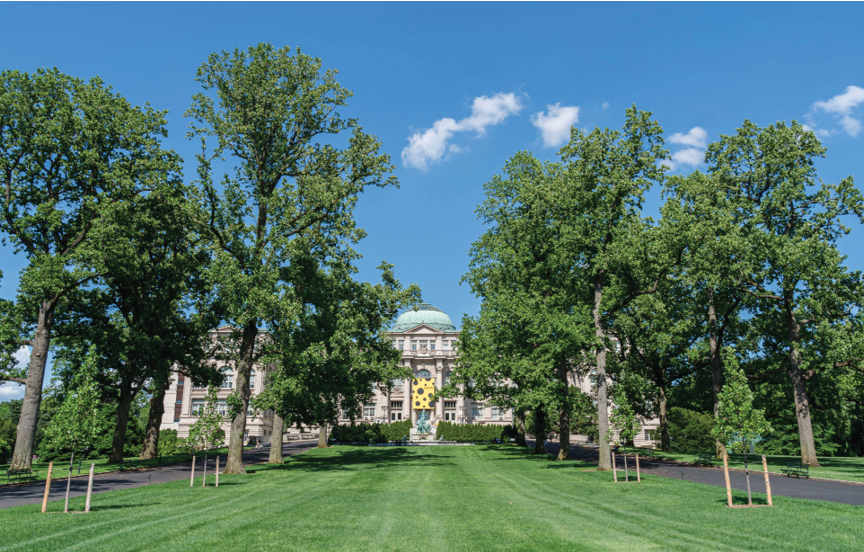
556,106,669,469
0,69,180,469
453,151,593,460
186,44,398,473
707,121,864,466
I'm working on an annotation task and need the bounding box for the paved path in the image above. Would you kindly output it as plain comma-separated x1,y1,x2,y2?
0,440,318,510
538,441,864,506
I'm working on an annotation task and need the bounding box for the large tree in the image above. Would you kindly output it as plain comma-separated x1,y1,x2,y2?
453,151,593,459
707,120,864,466
556,106,670,469
0,68,180,469
186,44,398,473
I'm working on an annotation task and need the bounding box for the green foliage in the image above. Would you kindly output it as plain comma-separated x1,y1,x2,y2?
41,346,102,458
0,417,15,461
713,356,771,456
157,429,180,456
607,396,642,446
435,422,509,442
665,407,715,453
188,387,226,450
329,420,413,444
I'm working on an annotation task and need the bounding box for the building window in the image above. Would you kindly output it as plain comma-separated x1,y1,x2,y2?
391,401,403,409
429,340,436,351
645,430,652,442
391,378,404,392
247,406,255,418
411,340,417,351
217,400,228,418
444,373,451,385
491,407,502,420
419,340,428,350
417,369,431,378
221,368,234,389
191,399,205,416
363,405,375,420
341,410,350,421
249,370,256,391
442,340,450,350
397,340,404,350
471,404,484,419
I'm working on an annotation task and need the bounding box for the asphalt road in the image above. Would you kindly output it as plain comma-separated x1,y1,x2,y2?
540,441,864,506
0,439,318,510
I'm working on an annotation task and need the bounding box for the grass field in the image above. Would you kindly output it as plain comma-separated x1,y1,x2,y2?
1,445,251,485
1,445,862,551
631,448,864,483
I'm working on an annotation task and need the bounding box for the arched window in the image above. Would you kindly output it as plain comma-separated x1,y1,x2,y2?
221,367,234,389
249,370,256,390
416,369,431,378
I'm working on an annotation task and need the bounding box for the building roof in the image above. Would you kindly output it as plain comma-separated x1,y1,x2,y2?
392,303,457,332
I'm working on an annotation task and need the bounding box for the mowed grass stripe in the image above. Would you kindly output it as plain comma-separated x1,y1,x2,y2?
1,446,861,552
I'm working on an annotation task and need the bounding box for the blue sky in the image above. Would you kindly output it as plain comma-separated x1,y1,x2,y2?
2,2,863,400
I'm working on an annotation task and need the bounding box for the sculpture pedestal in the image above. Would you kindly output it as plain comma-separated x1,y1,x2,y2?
409,428,435,442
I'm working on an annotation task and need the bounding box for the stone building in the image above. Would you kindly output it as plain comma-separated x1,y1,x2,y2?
161,303,657,447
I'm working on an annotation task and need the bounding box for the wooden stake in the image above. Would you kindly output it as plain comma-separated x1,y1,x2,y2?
190,455,196,487
85,463,95,513
202,454,207,487
762,455,773,507
723,453,733,507
215,456,219,488
41,462,53,513
611,449,618,483
636,454,641,483
64,452,74,513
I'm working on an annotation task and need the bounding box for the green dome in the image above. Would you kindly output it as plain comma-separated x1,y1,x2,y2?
392,304,456,332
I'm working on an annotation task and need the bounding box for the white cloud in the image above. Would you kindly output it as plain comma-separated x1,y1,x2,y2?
811,85,864,137
0,382,24,400
402,92,524,170
802,123,832,139
669,127,708,149
13,346,30,367
602,101,610,111
671,147,705,167
531,103,580,147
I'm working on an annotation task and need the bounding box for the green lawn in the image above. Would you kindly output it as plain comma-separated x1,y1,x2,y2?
1,445,249,485
1,445,861,551
632,448,864,484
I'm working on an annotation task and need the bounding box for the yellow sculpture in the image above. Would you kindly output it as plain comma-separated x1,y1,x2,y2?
412,377,435,410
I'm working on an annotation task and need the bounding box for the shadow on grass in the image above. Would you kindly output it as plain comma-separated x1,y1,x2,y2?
266,447,458,473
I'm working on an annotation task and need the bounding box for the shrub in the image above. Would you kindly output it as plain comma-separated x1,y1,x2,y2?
158,429,179,456
330,420,414,444
436,421,511,442
667,407,715,453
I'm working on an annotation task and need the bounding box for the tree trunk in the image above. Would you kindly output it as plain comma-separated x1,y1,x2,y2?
140,382,168,459
785,303,820,467
269,413,284,463
593,270,611,470
516,409,527,447
533,406,546,454
656,375,671,452
10,301,54,471
317,424,329,448
557,362,571,460
110,381,136,462
224,321,258,474
708,292,728,459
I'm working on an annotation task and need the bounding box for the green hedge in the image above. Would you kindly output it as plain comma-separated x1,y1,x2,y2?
330,420,414,444
435,422,514,442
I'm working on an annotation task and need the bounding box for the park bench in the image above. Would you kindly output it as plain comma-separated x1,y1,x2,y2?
6,468,38,484
118,459,139,472
693,454,714,466
781,462,809,478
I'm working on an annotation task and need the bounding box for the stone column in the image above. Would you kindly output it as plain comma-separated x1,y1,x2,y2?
403,366,412,421
435,360,444,421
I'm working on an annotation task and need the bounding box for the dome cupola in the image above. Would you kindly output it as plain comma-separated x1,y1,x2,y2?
392,303,456,332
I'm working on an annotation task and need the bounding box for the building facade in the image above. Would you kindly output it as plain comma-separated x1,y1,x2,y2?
162,304,657,447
